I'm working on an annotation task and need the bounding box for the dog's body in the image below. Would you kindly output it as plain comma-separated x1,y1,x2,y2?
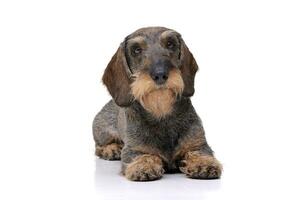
93,27,222,181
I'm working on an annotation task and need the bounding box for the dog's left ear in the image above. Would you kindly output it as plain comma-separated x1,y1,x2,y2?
102,43,133,107
179,38,199,97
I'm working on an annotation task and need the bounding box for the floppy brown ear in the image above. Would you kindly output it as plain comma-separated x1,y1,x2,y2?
179,40,199,97
102,44,133,107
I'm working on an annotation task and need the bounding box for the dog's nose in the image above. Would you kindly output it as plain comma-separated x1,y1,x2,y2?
150,66,168,84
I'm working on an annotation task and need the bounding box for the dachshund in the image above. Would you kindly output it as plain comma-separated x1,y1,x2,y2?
93,27,222,181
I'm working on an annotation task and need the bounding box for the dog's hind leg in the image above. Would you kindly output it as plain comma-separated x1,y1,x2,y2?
93,100,123,160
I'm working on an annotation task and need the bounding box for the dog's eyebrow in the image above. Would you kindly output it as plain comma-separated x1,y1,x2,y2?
127,36,145,44
160,30,179,39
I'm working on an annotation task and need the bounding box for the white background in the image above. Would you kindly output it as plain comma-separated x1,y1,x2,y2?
0,0,300,199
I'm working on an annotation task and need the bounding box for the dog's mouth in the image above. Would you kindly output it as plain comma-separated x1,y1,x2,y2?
130,68,184,118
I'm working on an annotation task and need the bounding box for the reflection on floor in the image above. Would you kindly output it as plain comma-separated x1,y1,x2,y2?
94,158,222,200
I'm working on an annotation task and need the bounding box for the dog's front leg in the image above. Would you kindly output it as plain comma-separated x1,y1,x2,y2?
179,150,222,179
121,148,165,181
175,127,223,179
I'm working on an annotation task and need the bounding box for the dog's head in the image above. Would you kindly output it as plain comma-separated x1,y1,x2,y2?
102,27,198,118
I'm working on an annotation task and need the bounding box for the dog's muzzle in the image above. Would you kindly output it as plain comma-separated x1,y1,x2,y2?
150,60,172,85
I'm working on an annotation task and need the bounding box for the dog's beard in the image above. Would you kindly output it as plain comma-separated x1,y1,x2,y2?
131,68,184,118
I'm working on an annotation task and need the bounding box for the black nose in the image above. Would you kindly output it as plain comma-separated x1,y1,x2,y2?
150,66,168,84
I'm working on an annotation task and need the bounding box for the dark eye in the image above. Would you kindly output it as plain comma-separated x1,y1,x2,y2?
166,39,177,50
131,46,142,55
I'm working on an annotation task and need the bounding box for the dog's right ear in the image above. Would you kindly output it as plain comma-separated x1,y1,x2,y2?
102,43,133,107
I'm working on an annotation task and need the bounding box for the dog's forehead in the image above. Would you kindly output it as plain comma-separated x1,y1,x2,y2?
126,27,177,43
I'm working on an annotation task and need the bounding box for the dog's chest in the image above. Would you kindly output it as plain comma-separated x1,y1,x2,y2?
143,121,186,171
122,101,196,171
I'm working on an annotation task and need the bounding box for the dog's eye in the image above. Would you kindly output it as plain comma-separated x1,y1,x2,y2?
167,41,174,48
131,46,142,55
166,39,177,50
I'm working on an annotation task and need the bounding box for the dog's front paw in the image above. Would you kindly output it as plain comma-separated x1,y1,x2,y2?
124,154,164,181
179,151,222,179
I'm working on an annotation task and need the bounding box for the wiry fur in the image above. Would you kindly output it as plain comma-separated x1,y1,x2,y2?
131,68,184,118
124,154,164,181
179,151,222,179
93,27,222,181
95,143,123,160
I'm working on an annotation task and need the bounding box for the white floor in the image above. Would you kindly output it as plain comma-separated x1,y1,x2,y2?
94,154,299,200
95,158,222,200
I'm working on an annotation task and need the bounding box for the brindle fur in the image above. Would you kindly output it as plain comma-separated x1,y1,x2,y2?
93,27,222,181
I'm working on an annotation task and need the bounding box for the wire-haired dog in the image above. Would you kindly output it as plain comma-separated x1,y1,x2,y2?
93,27,222,181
